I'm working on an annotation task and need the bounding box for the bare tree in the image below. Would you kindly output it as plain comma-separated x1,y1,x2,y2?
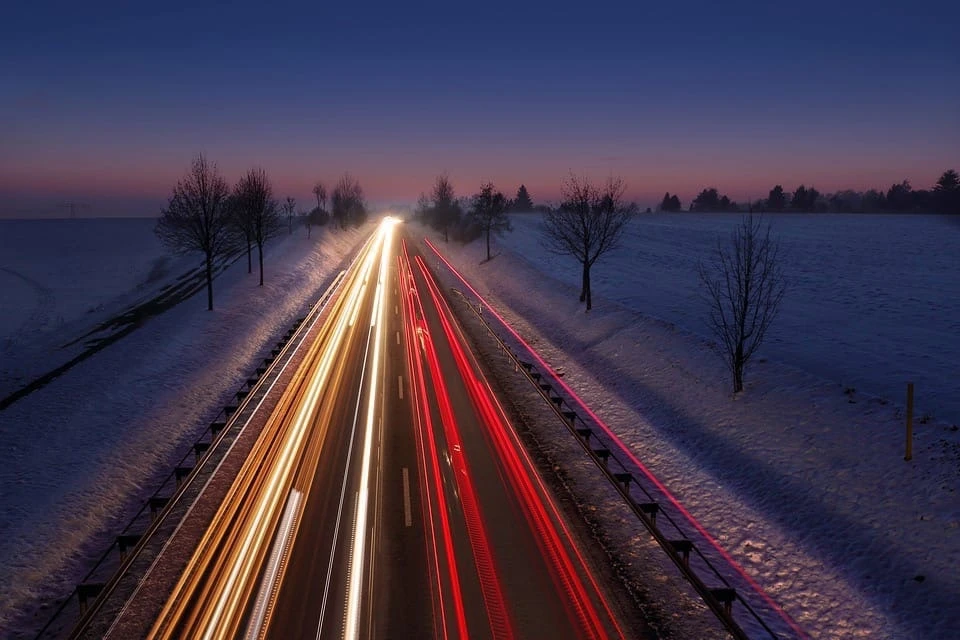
226,193,255,274
331,173,367,229
540,174,636,311
312,182,327,211
235,168,283,286
430,173,461,242
155,154,234,310
697,214,786,393
282,197,296,234
469,182,511,261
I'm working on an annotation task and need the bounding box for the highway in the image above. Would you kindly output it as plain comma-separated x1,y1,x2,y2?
147,218,627,639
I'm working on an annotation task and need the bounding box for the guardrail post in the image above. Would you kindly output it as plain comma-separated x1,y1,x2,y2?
76,583,105,614
710,588,737,617
613,472,632,494
116,533,141,561
175,466,192,487
593,448,611,467
670,539,693,567
639,502,659,526
149,496,169,521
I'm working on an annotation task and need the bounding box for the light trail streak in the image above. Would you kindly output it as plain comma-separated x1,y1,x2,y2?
149,230,383,640
399,242,466,639
245,489,302,640
344,219,395,639
415,255,611,640
424,237,808,639
407,249,514,640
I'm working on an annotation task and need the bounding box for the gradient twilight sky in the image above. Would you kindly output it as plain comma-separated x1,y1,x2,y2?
1,0,958,217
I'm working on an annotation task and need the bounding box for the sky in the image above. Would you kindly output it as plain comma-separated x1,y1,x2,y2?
1,0,958,217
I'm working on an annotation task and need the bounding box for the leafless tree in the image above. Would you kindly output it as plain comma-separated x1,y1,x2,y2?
430,173,461,242
331,173,367,229
234,168,283,286
697,214,786,393
540,174,636,311
469,182,511,261
226,193,255,274
282,196,296,234
155,154,234,310
312,182,327,211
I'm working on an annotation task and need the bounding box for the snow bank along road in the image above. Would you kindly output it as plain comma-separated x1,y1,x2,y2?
93,219,632,639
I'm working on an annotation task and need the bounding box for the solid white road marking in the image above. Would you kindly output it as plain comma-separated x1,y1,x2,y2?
402,468,413,527
398,376,403,400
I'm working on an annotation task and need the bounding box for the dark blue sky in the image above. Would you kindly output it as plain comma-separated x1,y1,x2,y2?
1,0,957,216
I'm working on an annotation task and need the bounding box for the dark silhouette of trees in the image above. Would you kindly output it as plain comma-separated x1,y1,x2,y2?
541,175,636,311
429,174,461,242
767,185,786,212
234,168,283,286
282,197,296,234
469,182,511,261
698,214,786,393
660,192,682,212
512,184,534,212
312,182,327,211
155,154,234,311
790,185,821,212
226,192,255,274
935,169,960,214
305,206,329,238
691,188,738,212
331,173,367,228
885,180,914,212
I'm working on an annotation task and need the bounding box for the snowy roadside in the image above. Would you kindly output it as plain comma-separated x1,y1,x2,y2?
419,225,960,639
0,224,370,635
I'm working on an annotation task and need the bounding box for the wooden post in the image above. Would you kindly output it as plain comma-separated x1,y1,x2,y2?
905,382,914,461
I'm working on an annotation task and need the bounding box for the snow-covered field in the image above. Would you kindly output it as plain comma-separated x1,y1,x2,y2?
424,213,960,639
0,218,166,347
0,218,367,634
510,213,960,427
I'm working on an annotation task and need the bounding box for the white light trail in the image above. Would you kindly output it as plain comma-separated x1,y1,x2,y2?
344,219,395,639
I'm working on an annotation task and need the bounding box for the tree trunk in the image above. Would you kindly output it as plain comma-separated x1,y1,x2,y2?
579,262,588,302
733,343,744,392
246,240,252,274
258,243,264,286
585,263,592,311
486,226,491,261
205,253,214,311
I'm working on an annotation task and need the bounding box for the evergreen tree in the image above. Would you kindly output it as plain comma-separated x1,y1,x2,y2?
934,169,960,214
767,185,786,211
513,184,534,212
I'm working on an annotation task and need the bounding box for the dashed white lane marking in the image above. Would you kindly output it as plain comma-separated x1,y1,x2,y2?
398,375,404,400
402,468,413,527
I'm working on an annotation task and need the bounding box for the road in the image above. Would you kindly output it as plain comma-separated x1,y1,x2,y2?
146,218,627,639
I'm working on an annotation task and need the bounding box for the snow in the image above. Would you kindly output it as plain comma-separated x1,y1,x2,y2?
0,219,368,635
420,213,960,639
0,218,165,346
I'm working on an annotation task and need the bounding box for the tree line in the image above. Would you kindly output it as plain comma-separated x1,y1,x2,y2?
155,154,368,310
418,170,776,394
660,169,960,214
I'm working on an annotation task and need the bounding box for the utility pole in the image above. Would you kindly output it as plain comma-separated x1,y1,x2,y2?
58,202,91,218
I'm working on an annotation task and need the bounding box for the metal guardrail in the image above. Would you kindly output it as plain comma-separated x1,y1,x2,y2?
449,287,784,640
36,270,346,640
